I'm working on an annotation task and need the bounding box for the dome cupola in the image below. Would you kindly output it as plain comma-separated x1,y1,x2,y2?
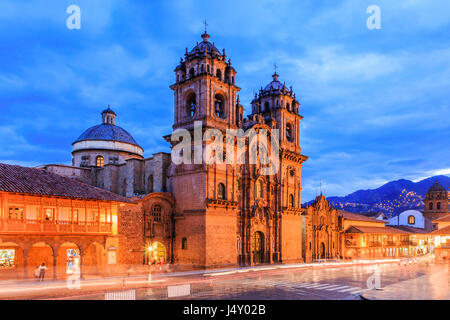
72,106,144,167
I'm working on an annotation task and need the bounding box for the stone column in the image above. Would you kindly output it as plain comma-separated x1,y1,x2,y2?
23,248,29,280
53,252,58,280
79,248,85,280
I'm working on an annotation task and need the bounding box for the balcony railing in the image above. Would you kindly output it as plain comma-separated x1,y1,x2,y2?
0,219,112,234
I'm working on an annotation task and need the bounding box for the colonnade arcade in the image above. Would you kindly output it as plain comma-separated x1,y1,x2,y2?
0,236,107,280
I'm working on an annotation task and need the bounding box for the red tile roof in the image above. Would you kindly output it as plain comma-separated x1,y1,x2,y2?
0,163,132,203
344,225,410,234
388,225,430,234
339,210,387,224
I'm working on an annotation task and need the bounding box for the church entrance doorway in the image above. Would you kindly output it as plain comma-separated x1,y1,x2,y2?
148,242,166,264
320,242,326,259
252,231,265,264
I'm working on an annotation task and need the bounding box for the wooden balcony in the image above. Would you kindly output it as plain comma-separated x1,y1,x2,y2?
0,219,112,234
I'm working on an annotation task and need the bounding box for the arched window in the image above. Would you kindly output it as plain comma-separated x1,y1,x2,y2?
215,94,225,118
232,76,235,84
408,215,415,224
286,123,294,142
96,156,104,167
216,69,222,80
256,180,263,198
207,64,210,73
152,205,162,222
201,64,204,73
236,180,241,192
264,102,269,112
181,238,187,250
289,194,294,207
218,183,226,200
286,103,290,111
186,93,196,117
437,202,441,210
189,68,195,78
429,203,433,210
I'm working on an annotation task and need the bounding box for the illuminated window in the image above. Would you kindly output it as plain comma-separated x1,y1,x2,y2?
72,210,78,222
96,156,104,167
0,249,15,269
8,207,23,220
286,123,294,142
256,180,263,198
186,93,196,117
100,209,108,223
218,183,226,200
152,205,162,222
181,238,187,250
45,208,55,221
236,180,241,192
215,94,225,118
90,210,98,221
408,215,415,224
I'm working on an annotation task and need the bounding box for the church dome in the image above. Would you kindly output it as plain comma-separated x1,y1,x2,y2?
427,181,446,193
72,107,143,160
74,123,140,146
187,32,223,59
262,73,291,95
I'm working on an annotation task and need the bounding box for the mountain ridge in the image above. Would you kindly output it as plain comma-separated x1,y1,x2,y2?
303,175,450,219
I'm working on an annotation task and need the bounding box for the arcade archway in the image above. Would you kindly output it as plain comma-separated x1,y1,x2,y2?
83,242,105,276
0,242,24,279
28,242,54,280
57,242,80,279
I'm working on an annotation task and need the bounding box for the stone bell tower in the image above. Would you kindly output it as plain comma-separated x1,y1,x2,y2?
167,31,242,268
247,70,308,264
170,31,241,133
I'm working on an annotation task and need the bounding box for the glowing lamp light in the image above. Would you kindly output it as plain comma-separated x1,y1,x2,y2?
435,236,441,247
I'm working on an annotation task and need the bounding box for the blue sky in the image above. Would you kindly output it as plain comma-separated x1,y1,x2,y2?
0,0,449,202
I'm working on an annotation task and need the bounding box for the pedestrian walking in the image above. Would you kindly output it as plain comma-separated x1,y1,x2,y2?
38,262,48,282
34,265,40,280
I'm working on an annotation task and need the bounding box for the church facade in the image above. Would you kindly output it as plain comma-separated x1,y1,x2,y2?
43,31,308,268
39,32,450,270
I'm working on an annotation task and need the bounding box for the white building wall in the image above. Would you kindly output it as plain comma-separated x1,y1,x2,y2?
387,210,425,229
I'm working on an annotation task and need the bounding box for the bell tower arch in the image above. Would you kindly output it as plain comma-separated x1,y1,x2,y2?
170,32,241,133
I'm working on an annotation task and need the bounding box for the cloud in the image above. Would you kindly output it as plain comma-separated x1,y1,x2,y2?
0,1,449,203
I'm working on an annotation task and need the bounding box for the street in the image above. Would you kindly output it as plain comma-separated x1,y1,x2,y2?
0,256,447,300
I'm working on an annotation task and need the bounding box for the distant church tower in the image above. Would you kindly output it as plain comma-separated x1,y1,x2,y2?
423,181,449,220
